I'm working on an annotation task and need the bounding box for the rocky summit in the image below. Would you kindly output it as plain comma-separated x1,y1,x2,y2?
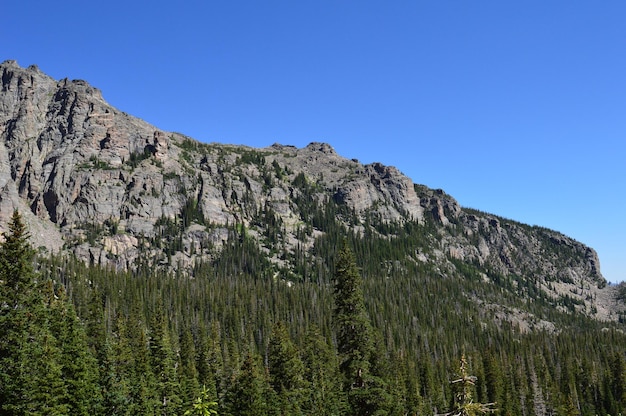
0,59,623,323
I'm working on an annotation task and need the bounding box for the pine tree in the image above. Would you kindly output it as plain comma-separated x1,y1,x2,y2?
439,355,497,416
113,310,156,415
47,283,102,415
267,321,306,414
223,352,269,416
179,324,201,409
183,384,219,416
149,307,182,415
0,210,35,308
100,338,132,415
196,321,223,403
333,241,374,384
332,240,392,415
268,321,305,392
482,349,504,408
610,351,626,413
22,322,68,415
0,210,67,415
301,326,346,415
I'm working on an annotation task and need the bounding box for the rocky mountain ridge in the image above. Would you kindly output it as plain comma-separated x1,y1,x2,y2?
1,59,623,324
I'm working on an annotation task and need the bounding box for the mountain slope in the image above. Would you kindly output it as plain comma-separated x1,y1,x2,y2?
1,59,623,324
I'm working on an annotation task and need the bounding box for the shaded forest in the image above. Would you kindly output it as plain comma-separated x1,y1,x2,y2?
1,204,626,416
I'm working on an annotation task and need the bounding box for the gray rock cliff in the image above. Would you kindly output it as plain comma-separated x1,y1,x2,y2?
0,60,622,323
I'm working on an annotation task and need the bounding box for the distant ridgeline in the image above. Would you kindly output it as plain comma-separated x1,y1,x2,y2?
1,59,626,415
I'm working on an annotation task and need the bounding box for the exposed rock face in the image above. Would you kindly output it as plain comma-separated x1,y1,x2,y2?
0,61,425,264
1,60,157,247
416,186,617,320
0,60,622,322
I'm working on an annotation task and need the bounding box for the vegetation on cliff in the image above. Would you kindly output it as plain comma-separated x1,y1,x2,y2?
2,209,626,415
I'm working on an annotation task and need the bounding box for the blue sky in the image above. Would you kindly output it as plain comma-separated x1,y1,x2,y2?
4,1,625,282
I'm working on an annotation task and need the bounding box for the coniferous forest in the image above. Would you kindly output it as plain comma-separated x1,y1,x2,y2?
2,205,626,416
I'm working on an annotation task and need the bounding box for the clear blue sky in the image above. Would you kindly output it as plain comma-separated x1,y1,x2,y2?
4,1,625,282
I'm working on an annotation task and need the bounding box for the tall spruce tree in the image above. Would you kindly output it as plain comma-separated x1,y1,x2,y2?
196,321,222,403
439,355,497,416
178,324,201,409
301,326,346,415
0,210,67,415
47,283,102,415
223,352,269,416
267,321,306,414
149,307,182,415
334,241,374,382
333,240,392,415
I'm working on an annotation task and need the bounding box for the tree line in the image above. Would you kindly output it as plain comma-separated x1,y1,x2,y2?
2,210,626,414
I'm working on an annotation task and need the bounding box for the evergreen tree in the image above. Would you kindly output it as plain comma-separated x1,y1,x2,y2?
113,310,157,415
10,205,626,415
183,384,219,416
47,283,102,415
179,324,201,409
267,321,306,414
22,322,68,415
85,288,108,359
196,321,223,403
440,355,497,416
149,307,182,415
100,338,132,415
0,210,67,415
301,326,346,415
223,352,269,416
610,352,626,412
333,240,392,415
0,210,35,309
482,349,504,409
334,241,374,383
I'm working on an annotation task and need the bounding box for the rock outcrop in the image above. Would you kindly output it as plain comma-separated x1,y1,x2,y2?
0,60,622,323
0,61,426,264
